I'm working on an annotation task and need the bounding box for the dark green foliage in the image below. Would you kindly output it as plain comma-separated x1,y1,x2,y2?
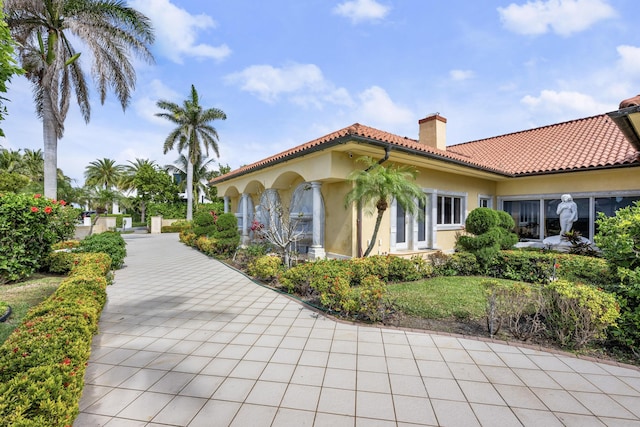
0,193,75,283
606,268,640,355
456,208,518,270
213,213,238,238
192,210,217,236
77,232,126,269
388,256,422,282
465,207,498,235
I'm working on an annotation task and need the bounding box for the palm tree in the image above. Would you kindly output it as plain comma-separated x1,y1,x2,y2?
84,158,123,213
156,84,226,220
165,153,216,203
4,0,154,199
344,156,426,257
120,158,158,192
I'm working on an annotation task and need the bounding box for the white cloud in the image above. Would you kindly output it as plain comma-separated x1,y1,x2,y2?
333,0,391,24
356,86,414,127
129,0,231,63
521,90,611,116
498,0,616,36
450,69,475,81
617,45,640,75
133,79,182,125
225,63,354,107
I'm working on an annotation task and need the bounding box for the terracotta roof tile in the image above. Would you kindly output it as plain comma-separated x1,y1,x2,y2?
447,114,639,175
211,114,640,184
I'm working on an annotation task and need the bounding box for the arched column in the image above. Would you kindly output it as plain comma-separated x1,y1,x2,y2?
308,181,326,260
223,196,230,213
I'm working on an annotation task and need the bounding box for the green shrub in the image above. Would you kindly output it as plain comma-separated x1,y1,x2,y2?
465,207,498,235
456,208,518,271
161,225,191,233
44,251,77,274
77,232,126,269
0,254,109,426
388,256,422,282
248,255,282,280
179,231,197,246
594,201,640,269
311,271,354,313
0,193,75,283
355,275,388,322
543,280,619,349
605,267,640,355
279,263,314,294
193,210,217,236
483,280,544,339
51,240,80,251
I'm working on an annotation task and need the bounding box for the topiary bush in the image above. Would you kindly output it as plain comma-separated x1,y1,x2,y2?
456,207,518,271
77,231,126,270
0,193,75,284
192,210,217,237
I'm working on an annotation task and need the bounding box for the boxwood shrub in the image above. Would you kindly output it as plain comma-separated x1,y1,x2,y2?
0,252,111,426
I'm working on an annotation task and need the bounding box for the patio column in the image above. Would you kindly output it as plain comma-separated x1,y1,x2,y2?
308,181,326,260
223,196,230,213
241,193,250,245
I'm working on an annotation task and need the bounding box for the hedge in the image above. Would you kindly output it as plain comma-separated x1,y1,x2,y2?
0,252,111,426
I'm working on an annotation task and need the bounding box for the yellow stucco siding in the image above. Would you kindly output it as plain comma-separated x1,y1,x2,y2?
323,181,354,257
496,167,640,196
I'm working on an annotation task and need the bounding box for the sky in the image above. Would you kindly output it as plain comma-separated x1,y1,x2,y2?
2,0,640,186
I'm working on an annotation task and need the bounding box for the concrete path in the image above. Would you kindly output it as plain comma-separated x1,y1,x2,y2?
75,233,640,427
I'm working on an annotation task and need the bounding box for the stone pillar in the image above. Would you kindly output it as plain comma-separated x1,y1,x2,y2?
223,196,230,213
241,193,250,245
150,216,162,234
308,181,326,260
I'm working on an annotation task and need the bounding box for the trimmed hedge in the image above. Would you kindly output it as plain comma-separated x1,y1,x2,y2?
0,252,111,426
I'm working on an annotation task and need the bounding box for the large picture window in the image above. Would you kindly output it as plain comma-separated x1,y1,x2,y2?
501,193,640,241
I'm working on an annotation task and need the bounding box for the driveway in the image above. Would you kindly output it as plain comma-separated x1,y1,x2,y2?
75,233,640,426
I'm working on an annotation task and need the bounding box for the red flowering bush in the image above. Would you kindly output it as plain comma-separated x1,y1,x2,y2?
0,193,76,283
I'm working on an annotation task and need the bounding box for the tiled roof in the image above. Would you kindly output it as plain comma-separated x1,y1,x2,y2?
448,114,639,175
211,113,640,183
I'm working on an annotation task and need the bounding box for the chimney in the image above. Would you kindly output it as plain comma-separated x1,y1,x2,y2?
418,114,447,150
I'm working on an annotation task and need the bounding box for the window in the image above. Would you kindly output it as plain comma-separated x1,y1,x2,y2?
437,195,463,225
479,195,493,208
396,204,406,244
501,193,640,242
503,200,540,240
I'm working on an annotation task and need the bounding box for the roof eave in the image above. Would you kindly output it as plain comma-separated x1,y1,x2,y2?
607,106,640,152
210,134,512,185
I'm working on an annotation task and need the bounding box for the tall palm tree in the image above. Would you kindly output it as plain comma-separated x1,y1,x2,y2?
344,156,426,257
156,84,226,220
165,153,216,203
4,0,154,199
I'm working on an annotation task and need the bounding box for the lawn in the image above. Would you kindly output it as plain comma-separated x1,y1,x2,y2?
0,274,64,343
387,276,518,320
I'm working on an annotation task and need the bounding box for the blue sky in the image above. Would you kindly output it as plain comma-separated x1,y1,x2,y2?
2,0,640,185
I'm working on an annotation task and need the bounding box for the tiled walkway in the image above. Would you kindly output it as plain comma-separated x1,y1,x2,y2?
75,233,640,427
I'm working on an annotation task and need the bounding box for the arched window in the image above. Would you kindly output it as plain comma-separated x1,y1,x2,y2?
256,189,281,230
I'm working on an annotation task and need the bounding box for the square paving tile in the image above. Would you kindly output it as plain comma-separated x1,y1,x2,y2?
189,400,241,427
245,380,288,406
281,384,321,411
317,387,356,416
117,391,173,421
152,395,206,425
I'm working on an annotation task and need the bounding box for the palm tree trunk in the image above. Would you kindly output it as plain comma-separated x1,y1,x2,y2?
42,92,58,199
363,209,385,257
186,159,194,221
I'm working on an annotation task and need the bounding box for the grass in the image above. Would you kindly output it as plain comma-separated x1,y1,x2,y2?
0,274,64,343
387,276,518,320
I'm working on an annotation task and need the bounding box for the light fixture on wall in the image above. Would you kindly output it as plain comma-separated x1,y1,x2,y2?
348,151,353,158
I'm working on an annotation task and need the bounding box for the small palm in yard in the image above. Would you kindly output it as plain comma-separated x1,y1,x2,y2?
345,156,425,257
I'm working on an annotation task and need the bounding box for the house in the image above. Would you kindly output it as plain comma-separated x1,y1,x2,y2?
210,108,640,259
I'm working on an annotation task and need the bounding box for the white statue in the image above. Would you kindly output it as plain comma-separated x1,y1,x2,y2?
557,194,578,235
